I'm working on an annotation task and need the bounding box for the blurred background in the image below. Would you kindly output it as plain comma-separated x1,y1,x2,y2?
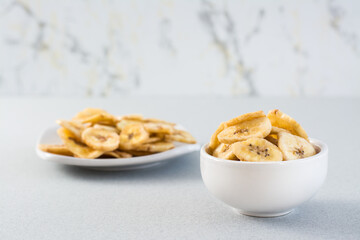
0,0,359,97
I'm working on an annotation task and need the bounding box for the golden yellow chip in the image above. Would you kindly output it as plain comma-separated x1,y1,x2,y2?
144,118,176,126
165,129,196,144
56,120,84,141
101,151,132,158
122,150,153,156
38,144,73,156
116,119,142,131
212,143,238,160
57,128,104,159
144,123,174,135
93,124,119,134
73,108,107,121
208,122,226,153
81,127,120,152
133,141,175,152
224,110,265,127
267,109,309,141
80,112,116,125
119,123,149,146
217,117,271,144
120,114,144,121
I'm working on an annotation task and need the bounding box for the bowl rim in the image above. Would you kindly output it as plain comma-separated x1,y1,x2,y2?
201,138,328,165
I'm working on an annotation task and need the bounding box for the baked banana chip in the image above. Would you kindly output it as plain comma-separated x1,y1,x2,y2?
119,123,149,146
101,151,132,158
80,112,116,125
144,137,162,144
144,123,174,135
265,134,278,146
213,143,238,160
224,110,266,127
38,144,73,156
119,114,144,121
265,127,290,146
116,120,142,131
81,127,120,152
208,122,226,153
133,141,175,152
122,150,154,156
277,132,316,160
209,111,265,153
144,118,176,126
165,129,196,144
57,128,104,159
232,138,283,162
56,120,84,141
217,117,271,144
73,108,107,121
93,124,119,133
267,109,309,141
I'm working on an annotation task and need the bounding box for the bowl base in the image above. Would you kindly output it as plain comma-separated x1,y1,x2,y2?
233,208,293,218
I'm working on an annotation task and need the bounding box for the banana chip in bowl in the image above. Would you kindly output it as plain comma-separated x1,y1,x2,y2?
208,109,317,162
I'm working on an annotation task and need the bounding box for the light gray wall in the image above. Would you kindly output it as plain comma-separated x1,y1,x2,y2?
0,0,359,97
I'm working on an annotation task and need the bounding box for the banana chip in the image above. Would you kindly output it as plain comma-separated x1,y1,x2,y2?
120,114,144,121
277,132,316,160
133,141,175,152
93,124,119,134
57,128,104,159
213,143,238,160
122,150,154,156
38,144,73,156
144,118,176,126
265,134,279,146
225,111,266,127
116,120,142,131
73,108,107,121
232,138,283,162
81,112,116,125
144,123,174,134
165,129,196,144
101,151,132,158
217,117,271,144
119,123,149,146
56,120,84,141
209,122,226,153
81,127,120,152
267,109,309,141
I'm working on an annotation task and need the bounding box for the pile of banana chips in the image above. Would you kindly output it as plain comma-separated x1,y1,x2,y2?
39,108,196,159
208,110,316,162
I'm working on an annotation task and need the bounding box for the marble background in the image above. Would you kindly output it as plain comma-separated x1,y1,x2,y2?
0,0,359,97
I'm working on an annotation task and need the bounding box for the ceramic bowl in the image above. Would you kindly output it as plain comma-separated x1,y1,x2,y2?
200,139,328,217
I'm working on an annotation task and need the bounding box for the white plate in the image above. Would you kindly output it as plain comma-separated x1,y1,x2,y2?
36,125,200,171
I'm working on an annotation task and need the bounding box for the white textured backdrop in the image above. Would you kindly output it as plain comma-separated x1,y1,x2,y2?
0,0,359,96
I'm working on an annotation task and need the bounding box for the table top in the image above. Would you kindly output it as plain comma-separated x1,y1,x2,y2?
1,96,359,240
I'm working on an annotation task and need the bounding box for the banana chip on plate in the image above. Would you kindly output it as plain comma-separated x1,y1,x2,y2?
38,108,197,159
38,144,73,156
57,128,104,159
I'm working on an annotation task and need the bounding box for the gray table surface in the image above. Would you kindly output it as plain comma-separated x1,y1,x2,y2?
0,96,359,240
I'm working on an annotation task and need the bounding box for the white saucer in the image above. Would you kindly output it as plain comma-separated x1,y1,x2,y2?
36,125,200,171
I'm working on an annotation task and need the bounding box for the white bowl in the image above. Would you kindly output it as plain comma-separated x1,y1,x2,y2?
200,139,328,217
